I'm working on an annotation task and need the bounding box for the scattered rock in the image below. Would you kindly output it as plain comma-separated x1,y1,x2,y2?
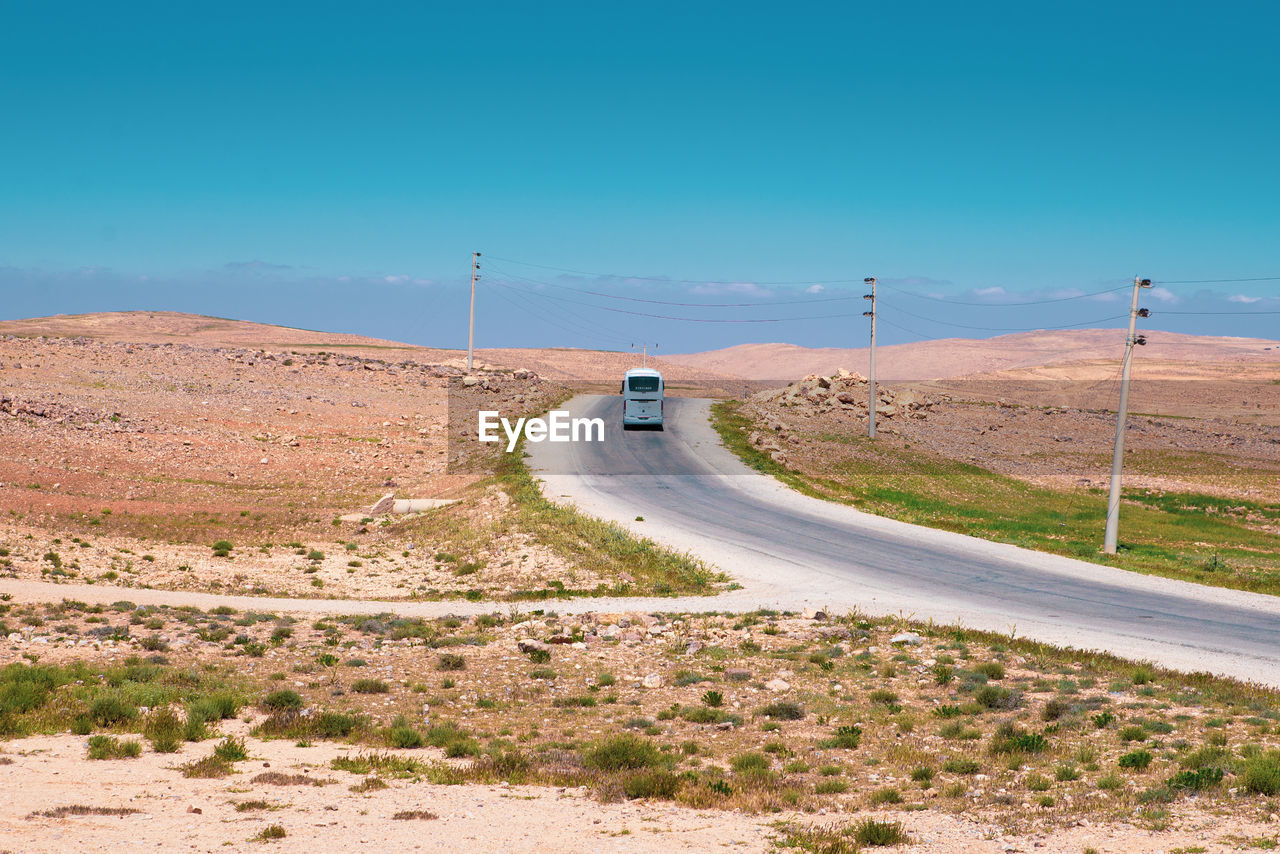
517,638,551,654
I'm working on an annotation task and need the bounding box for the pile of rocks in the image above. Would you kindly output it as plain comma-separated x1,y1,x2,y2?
753,369,934,420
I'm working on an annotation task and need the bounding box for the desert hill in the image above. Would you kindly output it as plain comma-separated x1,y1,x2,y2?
0,311,743,389
666,330,1280,382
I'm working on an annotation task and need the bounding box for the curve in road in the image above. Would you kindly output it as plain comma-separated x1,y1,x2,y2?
529,395,1280,686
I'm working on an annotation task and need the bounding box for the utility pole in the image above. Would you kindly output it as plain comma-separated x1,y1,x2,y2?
863,277,877,439
1103,275,1152,554
466,251,481,372
632,343,656,368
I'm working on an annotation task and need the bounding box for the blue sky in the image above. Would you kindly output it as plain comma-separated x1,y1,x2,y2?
1,1,1277,351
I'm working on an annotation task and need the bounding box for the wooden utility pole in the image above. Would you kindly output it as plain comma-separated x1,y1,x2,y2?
467,252,481,372
1103,275,1152,554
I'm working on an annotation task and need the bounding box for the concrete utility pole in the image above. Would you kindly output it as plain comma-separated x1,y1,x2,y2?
467,252,481,372
632,343,656,368
1103,275,1152,554
863,277,878,439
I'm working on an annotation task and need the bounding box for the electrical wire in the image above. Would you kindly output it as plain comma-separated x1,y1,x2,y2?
1155,309,1280,315
1155,276,1280,284
880,304,1129,333
492,279,637,343
487,286,633,348
884,283,1132,306
486,254,868,286
490,280,871,323
487,263,861,308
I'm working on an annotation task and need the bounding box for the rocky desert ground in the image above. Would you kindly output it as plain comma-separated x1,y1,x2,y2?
3,312,1280,853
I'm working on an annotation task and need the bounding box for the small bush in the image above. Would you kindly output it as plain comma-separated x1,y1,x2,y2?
1097,773,1123,790
1119,749,1153,771
584,734,663,771
974,685,1020,710
701,690,723,707
853,819,909,846
87,735,141,760
1243,752,1280,796
990,723,1048,755
820,725,862,750
1025,773,1051,792
386,716,424,749
144,709,183,753
943,757,981,775
437,653,466,671
869,786,902,804
760,700,804,720
181,755,233,778
730,751,771,774
89,694,137,726
215,736,249,761
1168,767,1223,792
622,769,681,799
261,690,304,712
973,661,1005,680
315,711,362,738
352,678,390,694
1118,725,1147,742
1042,698,1070,722
255,824,286,840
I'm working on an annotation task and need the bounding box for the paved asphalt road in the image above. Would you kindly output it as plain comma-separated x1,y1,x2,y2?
530,395,1280,685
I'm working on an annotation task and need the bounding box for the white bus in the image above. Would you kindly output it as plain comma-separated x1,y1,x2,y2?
621,368,664,429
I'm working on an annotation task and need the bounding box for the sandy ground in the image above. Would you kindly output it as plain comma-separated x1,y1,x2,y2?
4,313,1280,851
3,733,1278,853
743,371,1280,501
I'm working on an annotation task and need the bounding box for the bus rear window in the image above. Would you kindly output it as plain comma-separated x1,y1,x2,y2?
628,376,660,393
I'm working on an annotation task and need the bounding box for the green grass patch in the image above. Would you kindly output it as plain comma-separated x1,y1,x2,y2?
712,400,1280,595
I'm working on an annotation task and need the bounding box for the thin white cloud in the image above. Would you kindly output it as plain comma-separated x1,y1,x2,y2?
972,286,1006,297
689,281,774,299
1229,294,1262,303
805,284,824,294
1148,286,1180,304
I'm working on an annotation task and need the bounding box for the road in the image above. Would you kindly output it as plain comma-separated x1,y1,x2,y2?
530,395,1280,685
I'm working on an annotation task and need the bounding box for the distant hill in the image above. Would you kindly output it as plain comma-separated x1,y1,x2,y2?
665,330,1280,382
0,311,740,386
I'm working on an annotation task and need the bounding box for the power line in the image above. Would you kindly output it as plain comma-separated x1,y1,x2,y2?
1156,309,1280,315
488,263,859,307
486,254,868,285
885,283,1131,306
1155,276,1280,284
880,304,1130,332
487,285,633,347
490,279,870,323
